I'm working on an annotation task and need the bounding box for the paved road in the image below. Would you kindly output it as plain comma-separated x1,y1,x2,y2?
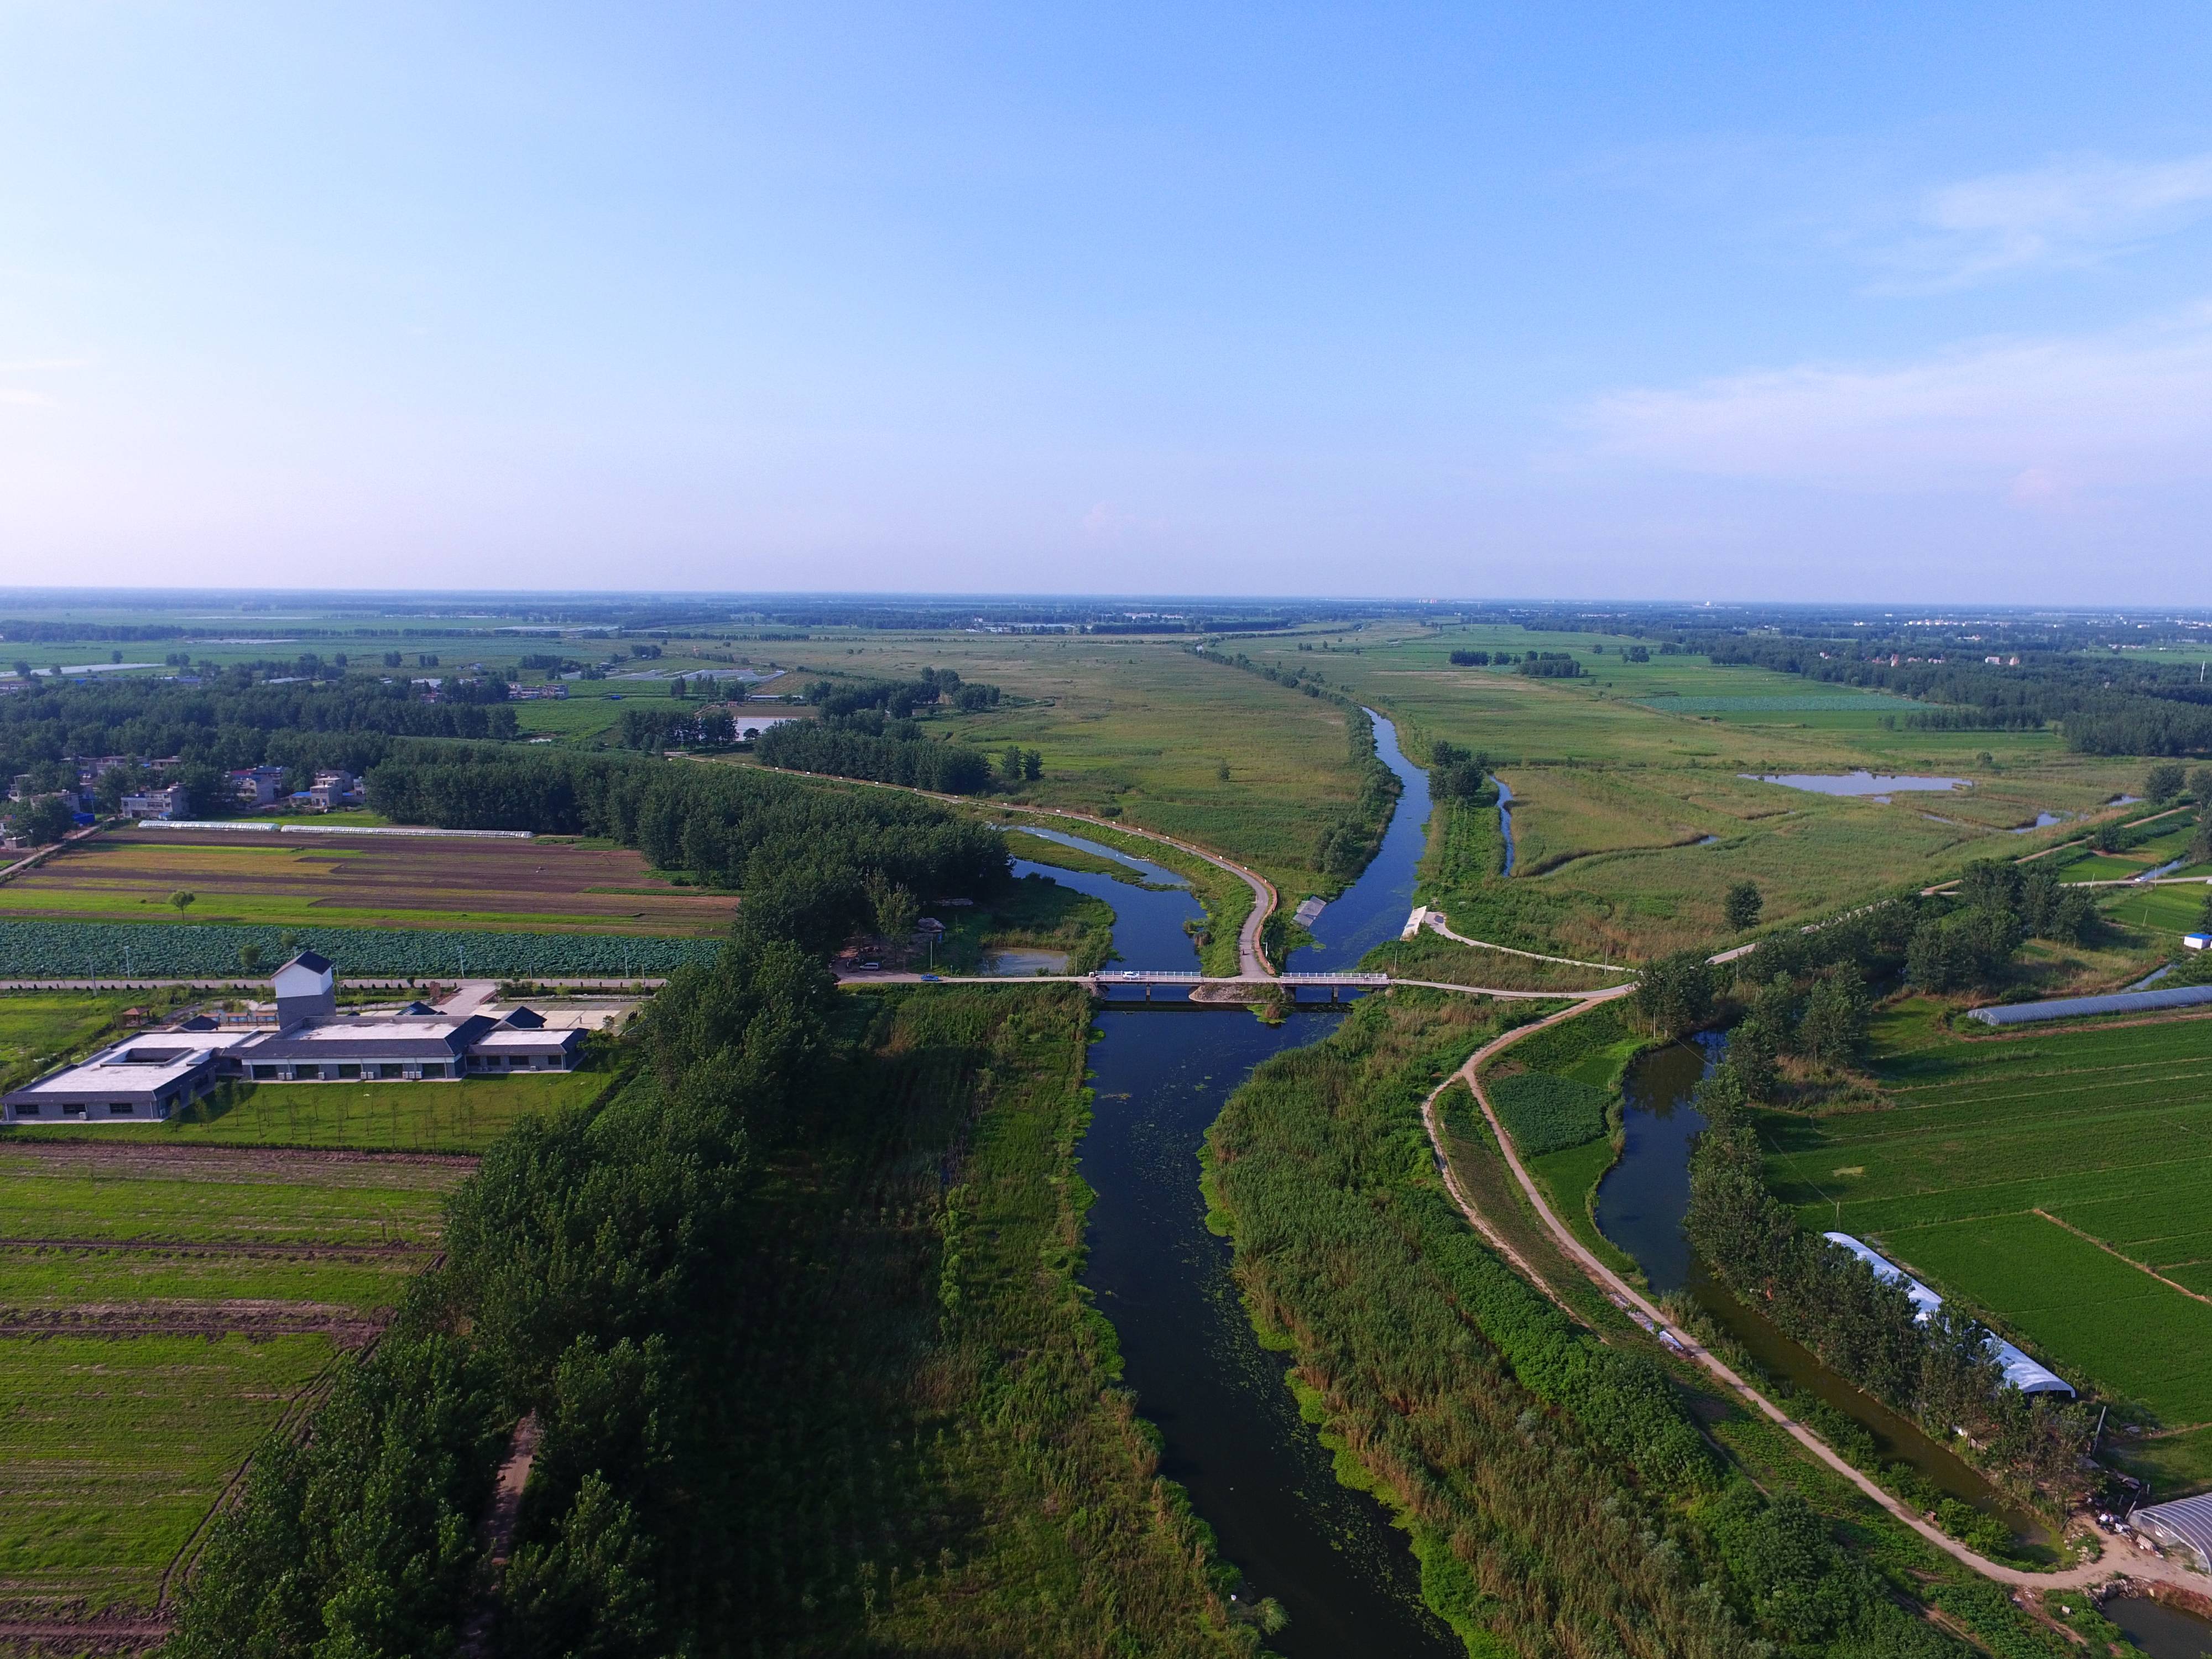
1425,995,2205,1597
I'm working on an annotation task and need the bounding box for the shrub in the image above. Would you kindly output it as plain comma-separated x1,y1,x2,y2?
1490,1071,1609,1155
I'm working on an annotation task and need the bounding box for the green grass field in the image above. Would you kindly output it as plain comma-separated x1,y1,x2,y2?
1229,624,2148,958
2,1070,608,1154
766,634,1378,900
0,993,139,1094
0,1334,339,1614
1760,1001,2212,1473
0,1140,469,1614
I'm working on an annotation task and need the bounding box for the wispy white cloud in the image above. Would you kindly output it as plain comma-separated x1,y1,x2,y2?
1580,303,2212,502
1876,152,2212,290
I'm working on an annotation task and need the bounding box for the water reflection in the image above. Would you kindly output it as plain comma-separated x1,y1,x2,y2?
1006,854,1203,971
1745,771,1970,796
1289,711,1430,970
1594,1036,1720,1292
1082,1006,1460,1658
2107,1594,2212,1658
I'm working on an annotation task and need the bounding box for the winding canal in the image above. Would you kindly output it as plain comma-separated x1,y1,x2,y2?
1044,711,1460,1657
1595,1039,2044,1538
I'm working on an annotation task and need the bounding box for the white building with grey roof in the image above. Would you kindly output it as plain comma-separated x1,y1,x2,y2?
2,953,586,1124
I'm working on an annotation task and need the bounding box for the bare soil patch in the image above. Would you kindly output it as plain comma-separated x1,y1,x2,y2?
13,827,738,935
0,1299,388,1343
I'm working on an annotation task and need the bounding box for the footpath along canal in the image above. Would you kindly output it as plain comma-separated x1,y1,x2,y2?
1063,713,1462,1657
1594,1038,2047,1542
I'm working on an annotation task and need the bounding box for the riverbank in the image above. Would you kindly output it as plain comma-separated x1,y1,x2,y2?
727,984,1265,1654
1441,992,2212,1606
1206,991,1761,1655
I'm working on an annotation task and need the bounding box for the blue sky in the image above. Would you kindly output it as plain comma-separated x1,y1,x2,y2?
4,3,2210,600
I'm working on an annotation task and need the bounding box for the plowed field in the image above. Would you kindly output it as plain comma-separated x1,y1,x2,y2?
0,827,735,935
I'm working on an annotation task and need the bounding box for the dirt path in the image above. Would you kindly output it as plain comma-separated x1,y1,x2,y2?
1418,910,1629,974
0,1615,171,1651
0,1299,389,1342
1422,995,2208,1597
458,1412,542,1658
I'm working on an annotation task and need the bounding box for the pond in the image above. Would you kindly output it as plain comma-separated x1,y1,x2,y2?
1595,1038,2043,1538
2106,1593,2212,1657
2010,811,2070,833
1746,771,1970,797
1008,839,1204,971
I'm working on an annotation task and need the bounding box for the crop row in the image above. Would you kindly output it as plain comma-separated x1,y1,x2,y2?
0,919,722,979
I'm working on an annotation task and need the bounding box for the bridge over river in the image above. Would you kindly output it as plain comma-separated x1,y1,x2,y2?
833,967,1601,1001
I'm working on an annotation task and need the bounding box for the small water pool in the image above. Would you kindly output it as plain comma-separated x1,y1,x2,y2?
1745,771,1969,797
2106,1593,2212,1658
1012,824,1188,886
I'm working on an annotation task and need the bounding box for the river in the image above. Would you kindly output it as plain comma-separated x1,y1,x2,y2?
1287,709,1431,971
1043,712,1460,1656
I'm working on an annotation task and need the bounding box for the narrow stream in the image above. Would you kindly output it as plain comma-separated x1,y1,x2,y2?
1288,709,1431,969
1056,712,1459,1656
1494,776,1516,877
1596,1040,2044,1537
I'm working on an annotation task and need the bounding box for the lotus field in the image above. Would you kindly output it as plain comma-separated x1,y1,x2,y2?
0,919,719,979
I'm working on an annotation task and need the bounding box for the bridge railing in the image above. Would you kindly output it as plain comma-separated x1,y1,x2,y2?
1091,969,1390,985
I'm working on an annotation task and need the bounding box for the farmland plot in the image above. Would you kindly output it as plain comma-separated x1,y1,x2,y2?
1761,1006,2212,1450
0,1142,467,1620
1,826,737,935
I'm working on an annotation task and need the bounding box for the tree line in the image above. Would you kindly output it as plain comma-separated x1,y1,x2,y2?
1627,899,2101,1508
364,746,1006,950
1687,632,2212,757
1686,1065,2095,1508
0,675,521,830
168,765,1026,1658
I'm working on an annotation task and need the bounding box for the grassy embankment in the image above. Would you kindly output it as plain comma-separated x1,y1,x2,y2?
1237,624,2146,962
1759,997,2212,1495
726,984,1260,1654
1473,1001,1652,1279
1209,991,2111,1659
0,1141,465,1618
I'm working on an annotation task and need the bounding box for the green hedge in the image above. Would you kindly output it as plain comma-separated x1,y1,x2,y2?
1489,1071,1609,1155
0,920,719,979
